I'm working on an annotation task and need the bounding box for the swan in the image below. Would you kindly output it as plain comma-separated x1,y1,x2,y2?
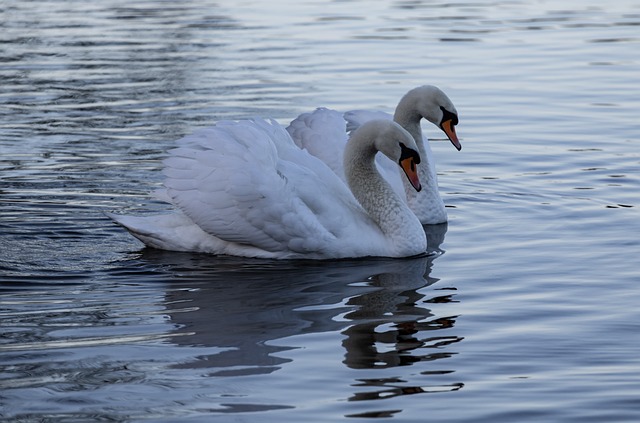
286,85,460,225
108,118,427,259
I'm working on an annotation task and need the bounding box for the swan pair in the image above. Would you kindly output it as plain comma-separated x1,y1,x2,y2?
109,85,461,259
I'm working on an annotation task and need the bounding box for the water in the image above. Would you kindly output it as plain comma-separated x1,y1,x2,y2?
1,0,639,421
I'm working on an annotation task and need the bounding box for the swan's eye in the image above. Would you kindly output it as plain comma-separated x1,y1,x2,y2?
398,142,421,165
439,106,458,127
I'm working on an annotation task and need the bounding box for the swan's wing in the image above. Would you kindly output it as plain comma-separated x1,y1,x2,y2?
287,107,404,196
286,108,349,181
344,109,393,134
163,119,380,257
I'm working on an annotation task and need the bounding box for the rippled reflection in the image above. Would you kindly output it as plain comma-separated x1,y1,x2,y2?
134,224,464,408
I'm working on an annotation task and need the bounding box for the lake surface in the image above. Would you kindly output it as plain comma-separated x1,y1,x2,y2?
1,0,639,421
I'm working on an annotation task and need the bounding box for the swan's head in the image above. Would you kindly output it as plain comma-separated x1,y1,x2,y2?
372,120,423,192
399,85,462,151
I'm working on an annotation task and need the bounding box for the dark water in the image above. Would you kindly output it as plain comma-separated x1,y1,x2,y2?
1,0,639,421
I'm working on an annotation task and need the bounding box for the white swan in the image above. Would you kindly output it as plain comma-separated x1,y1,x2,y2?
286,85,460,225
109,119,427,259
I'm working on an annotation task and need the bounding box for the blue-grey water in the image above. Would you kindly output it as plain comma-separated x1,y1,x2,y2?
1,0,639,421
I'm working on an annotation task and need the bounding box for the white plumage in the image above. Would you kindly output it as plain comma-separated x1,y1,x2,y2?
109,118,427,259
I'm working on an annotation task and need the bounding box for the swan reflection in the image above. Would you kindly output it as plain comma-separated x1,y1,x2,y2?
142,223,462,396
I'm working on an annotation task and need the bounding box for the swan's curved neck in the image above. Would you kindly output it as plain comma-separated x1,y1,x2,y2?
394,97,424,146
392,91,447,224
344,131,425,256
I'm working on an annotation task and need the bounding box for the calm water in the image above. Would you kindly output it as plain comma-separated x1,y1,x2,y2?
1,0,639,421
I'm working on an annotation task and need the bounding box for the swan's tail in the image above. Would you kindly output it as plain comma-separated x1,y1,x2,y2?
106,212,219,252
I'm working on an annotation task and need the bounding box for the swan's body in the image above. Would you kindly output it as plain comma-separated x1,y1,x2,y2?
109,119,427,259
286,85,460,225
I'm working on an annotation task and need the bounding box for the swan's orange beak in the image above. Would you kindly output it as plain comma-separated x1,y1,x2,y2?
441,119,462,151
400,157,422,192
